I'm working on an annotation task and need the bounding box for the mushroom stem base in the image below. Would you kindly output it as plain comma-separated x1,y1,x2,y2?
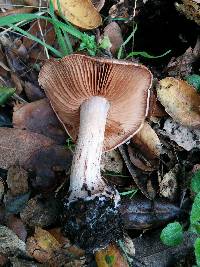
62,194,123,253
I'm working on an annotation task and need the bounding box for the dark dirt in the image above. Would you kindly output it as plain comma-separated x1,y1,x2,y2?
62,195,123,253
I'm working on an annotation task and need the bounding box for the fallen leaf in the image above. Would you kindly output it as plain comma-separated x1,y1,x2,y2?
53,0,102,29
20,196,60,227
24,81,45,101
4,191,31,214
101,150,123,173
120,196,182,230
7,165,29,196
129,121,162,171
6,215,27,242
176,0,200,26
27,227,85,266
157,77,200,127
26,145,72,192
92,0,105,11
162,118,200,151
27,227,61,263
159,165,179,200
103,22,123,54
0,127,55,169
95,243,129,267
0,225,26,255
13,98,66,144
119,145,156,199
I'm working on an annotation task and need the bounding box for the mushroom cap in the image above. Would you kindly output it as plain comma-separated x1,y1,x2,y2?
39,54,152,151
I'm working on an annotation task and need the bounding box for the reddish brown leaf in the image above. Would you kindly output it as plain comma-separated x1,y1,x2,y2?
13,98,66,144
0,128,55,169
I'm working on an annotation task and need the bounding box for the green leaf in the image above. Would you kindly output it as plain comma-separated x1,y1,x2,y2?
160,222,183,246
191,170,200,194
0,87,15,106
190,192,200,226
126,50,171,59
120,189,138,199
195,238,200,266
186,74,200,93
105,255,115,266
99,36,112,50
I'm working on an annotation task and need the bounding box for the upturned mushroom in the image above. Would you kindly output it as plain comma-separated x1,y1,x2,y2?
39,54,152,252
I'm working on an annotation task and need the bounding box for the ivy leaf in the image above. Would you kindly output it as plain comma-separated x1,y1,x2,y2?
191,170,200,194
195,238,200,266
160,222,183,246
0,87,15,106
186,74,200,93
190,193,200,227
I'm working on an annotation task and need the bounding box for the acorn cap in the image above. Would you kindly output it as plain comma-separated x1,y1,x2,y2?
39,54,152,151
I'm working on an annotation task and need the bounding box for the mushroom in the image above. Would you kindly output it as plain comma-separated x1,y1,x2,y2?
39,54,152,252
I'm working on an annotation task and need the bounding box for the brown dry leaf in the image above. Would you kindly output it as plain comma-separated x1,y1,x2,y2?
53,0,102,29
103,22,123,55
95,243,129,267
129,122,161,171
24,81,45,101
157,77,200,127
119,146,156,199
23,20,56,61
6,215,27,242
92,0,105,11
148,90,167,118
159,165,179,200
176,0,200,25
27,227,61,263
13,98,66,144
0,127,55,169
7,165,29,196
101,150,123,173
27,227,85,266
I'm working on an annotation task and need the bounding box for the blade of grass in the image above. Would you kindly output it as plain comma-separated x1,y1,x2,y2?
49,0,69,56
126,50,171,59
117,23,138,59
0,13,83,40
9,24,62,57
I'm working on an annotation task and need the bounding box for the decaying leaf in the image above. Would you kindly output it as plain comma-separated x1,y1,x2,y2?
162,118,200,151
95,243,129,267
6,215,27,242
27,227,61,263
27,227,85,266
20,196,60,228
53,0,102,29
24,81,45,101
159,165,179,200
175,0,200,26
0,128,55,169
92,0,105,11
13,98,66,144
101,149,123,173
7,165,29,196
129,122,161,171
103,22,123,54
157,77,200,127
120,196,182,230
119,146,156,199
0,225,26,255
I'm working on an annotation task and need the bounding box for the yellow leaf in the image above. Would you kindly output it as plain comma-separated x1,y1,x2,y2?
157,77,200,127
53,0,102,29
